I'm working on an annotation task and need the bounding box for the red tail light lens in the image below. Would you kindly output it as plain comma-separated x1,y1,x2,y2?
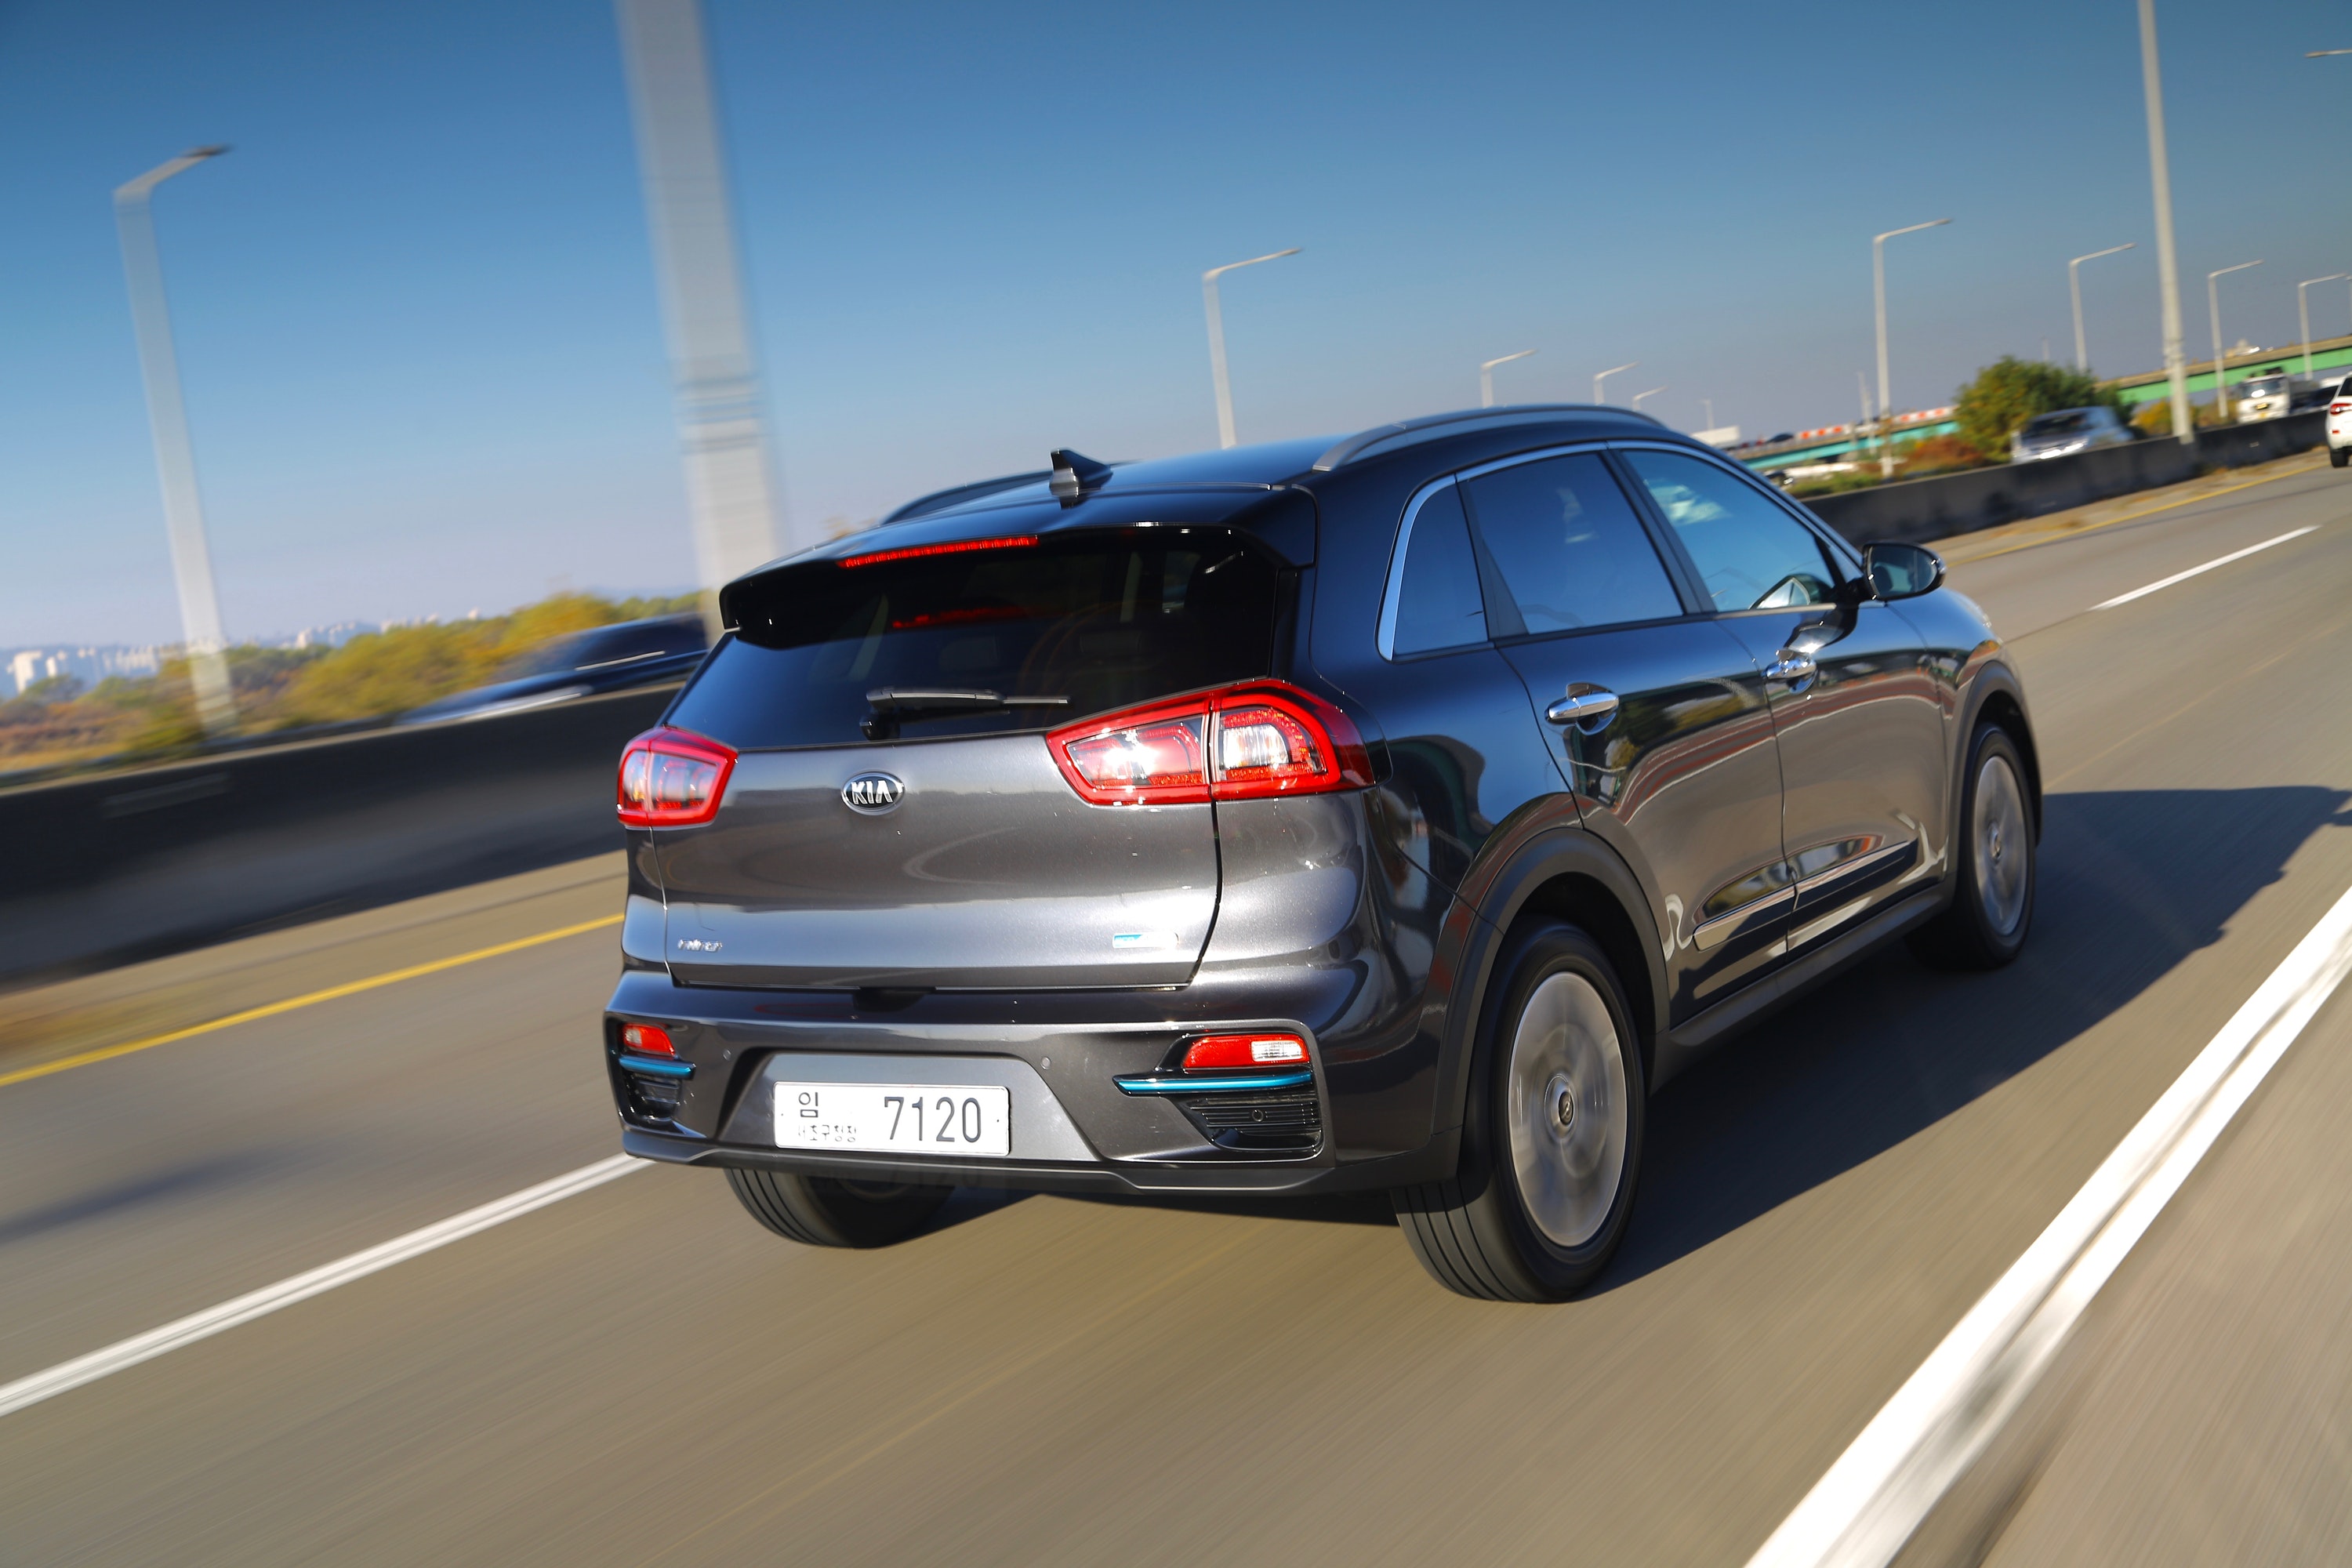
617,728,737,827
1181,1032,1308,1071
1047,681,1370,806
2333,403,2349,415
619,1022,674,1056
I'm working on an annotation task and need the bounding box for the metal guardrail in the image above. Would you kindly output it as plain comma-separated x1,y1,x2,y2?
0,686,673,986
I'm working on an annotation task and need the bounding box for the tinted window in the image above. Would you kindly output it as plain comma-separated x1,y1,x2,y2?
1460,453,1682,635
669,530,1276,749
2023,410,2090,435
1387,484,1486,657
1621,449,1842,612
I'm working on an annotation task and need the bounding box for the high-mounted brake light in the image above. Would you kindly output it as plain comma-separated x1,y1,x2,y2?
1046,681,1371,807
838,534,1039,569
1181,1033,1309,1072
617,727,737,828
619,1022,674,1056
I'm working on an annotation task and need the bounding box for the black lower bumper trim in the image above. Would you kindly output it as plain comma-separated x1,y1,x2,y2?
619,1127,1456,1196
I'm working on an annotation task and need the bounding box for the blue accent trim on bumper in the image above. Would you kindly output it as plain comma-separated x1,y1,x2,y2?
1112,1068,1315,1095
619,1052,694,1078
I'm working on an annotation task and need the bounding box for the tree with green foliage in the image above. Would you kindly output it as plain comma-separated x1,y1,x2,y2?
1953,358,2126,459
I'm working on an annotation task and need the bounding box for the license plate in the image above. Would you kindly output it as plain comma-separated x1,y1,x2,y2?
772,1082,1011,1157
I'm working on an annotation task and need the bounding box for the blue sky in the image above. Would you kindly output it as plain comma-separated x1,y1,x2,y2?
5,1,2349,647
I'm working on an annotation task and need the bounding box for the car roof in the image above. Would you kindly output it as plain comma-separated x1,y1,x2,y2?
724,405,1691,612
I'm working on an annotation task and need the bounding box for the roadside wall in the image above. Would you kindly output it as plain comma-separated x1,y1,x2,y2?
0,688,670,984
1805,412,2326,546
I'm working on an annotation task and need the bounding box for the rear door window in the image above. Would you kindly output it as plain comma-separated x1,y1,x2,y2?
668,529,1279,749
1458,452,1684,635
1619,448,1843,612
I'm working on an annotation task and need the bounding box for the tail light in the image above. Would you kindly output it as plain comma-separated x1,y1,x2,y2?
618,728,736,827
2332,403,2349,415
1181,1033,1308,1071
1047,681,1371,806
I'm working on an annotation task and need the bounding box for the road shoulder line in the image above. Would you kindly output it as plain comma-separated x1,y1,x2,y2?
0,1154,644,1421
1743,877,2352,1568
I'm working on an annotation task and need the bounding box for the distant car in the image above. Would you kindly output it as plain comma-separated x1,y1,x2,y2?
399,613,708,724
2234,369,2316,423
2326,381,2352,467
2290,376,2339,415
2010,406,2134,462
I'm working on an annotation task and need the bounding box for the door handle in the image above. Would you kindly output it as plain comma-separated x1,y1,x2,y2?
1545,685,1621,731
1762,650,1817,685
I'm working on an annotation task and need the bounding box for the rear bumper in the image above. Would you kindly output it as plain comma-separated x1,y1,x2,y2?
602,970,1457,1197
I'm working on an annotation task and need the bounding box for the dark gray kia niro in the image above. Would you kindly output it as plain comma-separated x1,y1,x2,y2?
604,405,2038,1301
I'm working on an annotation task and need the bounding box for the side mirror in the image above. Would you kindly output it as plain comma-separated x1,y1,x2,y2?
1861,540,1945,601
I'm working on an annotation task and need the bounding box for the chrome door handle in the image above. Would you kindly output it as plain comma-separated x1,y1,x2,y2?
1762,650,1817,684
1545,687,1621,730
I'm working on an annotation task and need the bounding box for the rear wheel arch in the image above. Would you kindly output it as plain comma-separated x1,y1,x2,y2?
1438,830,1665,1135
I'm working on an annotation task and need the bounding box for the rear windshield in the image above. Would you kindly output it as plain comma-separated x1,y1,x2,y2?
2022,411,2089,435
667,528,1279,749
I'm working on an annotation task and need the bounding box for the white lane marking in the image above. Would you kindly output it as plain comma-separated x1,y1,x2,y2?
2092,526,2317,609
1745,878,2352,1568
0,1154,644,1421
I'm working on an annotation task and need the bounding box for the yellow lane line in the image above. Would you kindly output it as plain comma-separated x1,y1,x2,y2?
0,913,624,1091
1949,456,2330,565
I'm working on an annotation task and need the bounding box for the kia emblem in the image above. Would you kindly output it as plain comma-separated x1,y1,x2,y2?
841,772,906,814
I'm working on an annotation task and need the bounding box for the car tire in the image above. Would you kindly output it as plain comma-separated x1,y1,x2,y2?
1908,724,2036,971
1393,922,1646,1302
2331,445,2348,468
726,1168,950,1247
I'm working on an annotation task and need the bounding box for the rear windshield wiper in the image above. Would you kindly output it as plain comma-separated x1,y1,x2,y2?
862,688,1069,740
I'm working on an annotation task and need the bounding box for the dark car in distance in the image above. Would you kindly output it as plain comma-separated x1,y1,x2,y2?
604,406,2039,1300
400,613,707,724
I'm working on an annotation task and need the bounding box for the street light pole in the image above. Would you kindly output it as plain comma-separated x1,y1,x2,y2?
2206,260,2262,423
1873,219,1951,475
114,146,235,739
2298,274,2348,375
1702,397,1716,429
1479,348,1535,408
2067,244,2135,372
1631,385,1668,413
615,0,784,619
1201,248,1300,448
2141,0,2194,443
1592,361,1637,405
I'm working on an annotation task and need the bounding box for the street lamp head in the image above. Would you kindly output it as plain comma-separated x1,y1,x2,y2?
187,145,230,160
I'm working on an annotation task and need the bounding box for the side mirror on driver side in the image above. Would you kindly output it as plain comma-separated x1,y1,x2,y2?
1861,540,1946,601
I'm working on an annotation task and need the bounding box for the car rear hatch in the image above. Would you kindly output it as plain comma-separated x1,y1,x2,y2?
645,525,1284,989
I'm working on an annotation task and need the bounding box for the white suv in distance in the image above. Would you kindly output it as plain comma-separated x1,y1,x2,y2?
2325,379,2352,467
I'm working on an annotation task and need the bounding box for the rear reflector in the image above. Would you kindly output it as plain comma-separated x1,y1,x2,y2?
1181,1033,1309,1071
618,728,737,828
1047,681,1371,806
619,1022,674,1056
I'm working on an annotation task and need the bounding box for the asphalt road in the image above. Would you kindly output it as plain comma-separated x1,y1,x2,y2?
5,463,2352,1566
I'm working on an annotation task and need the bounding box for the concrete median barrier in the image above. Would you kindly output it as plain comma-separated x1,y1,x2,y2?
0,687,670,985
1805,412,2326,546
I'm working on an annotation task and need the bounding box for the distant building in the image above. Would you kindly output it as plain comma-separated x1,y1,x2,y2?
5,644,164,696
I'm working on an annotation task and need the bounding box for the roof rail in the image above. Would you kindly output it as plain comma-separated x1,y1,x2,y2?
1311,404,1663,471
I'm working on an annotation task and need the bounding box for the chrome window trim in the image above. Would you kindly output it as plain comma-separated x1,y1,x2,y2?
1377,477,1467,661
